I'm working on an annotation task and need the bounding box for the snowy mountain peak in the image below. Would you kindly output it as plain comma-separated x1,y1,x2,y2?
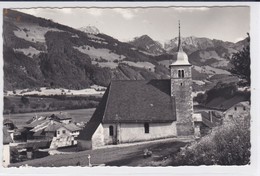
78,26,100,35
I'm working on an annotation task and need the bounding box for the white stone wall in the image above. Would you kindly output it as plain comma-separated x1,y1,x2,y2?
102,122,177,144
2,144,10,167
224,105,250,124
50,136,76,149
92,124,105,149
57,127,71,138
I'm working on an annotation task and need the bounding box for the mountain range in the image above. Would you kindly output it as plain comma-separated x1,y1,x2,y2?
3,9,248,92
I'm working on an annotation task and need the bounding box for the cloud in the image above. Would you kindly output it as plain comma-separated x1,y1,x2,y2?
113,8,135,20
175,7,210,12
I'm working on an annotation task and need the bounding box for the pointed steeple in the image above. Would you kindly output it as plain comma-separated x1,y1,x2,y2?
170,20,191,66
177,20,183,52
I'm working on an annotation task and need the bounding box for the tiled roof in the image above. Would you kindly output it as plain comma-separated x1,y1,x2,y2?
78,79,176,141
62,123,81,132
32,129,45,137
50,113,71,120
206,95,248,110
3,119,14,125
103,80,175,123
45,122,62,132
77,85,110,140
25,117,48,128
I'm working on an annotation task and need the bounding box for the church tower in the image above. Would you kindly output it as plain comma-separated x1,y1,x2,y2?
170,21,194,136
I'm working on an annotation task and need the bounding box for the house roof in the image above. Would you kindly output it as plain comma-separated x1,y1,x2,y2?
45,122,62,132
78,79,176,141
78,85,111,140
25,116,48,128
206,95,248,111
3,127,12,144
50,113,72,120
61,123,81,132
3,119,14,125
226,101,250,112
32,129,45,137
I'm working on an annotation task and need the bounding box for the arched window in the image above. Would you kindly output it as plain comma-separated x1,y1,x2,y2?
178,70,185,78
144,123,149,134
178,70,181,78
181,70,185,78
109,125,114,136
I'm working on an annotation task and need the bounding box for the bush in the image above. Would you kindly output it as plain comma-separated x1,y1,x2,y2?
21,96,30,105
170,116,250,166
194,93,207,105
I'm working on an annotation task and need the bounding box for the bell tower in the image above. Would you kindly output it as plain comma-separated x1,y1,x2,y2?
170,21,194,136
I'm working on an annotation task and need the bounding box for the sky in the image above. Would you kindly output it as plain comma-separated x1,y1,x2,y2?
16,6,250,44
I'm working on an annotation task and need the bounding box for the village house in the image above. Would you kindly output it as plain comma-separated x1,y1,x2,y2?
78,22,195,150
50,123,81,148
3,119,16,141
50,113,72,124
56,123,81,138
7,113,83,162
3,127,12,167
223,101,250,124
193,111,222,137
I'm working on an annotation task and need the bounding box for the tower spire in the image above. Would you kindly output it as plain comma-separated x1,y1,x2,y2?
177,20,183,52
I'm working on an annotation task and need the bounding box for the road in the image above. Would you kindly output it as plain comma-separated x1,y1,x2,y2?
10,138,189,167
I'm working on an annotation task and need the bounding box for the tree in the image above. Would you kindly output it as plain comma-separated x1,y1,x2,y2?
21,96,30,105
229,33,250,86
194,93,207,105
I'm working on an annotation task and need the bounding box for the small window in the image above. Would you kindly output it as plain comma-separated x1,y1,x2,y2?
243,107,246,111
144,123,149,134
109,125,114,136
178,70,185,78
228,115,233,118
180,83,183,86
234,107,237,111
181,70,185,78
62,130,66,134
178,70,181,78
57,131,60,135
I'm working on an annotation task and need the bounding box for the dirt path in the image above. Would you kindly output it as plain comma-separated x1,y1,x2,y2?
10,138,189,167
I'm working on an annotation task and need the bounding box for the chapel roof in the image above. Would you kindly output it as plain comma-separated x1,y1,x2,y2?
103,80,176,123
78,79,176,141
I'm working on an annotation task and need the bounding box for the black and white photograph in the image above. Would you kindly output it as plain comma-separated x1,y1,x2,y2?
1,3,255,170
